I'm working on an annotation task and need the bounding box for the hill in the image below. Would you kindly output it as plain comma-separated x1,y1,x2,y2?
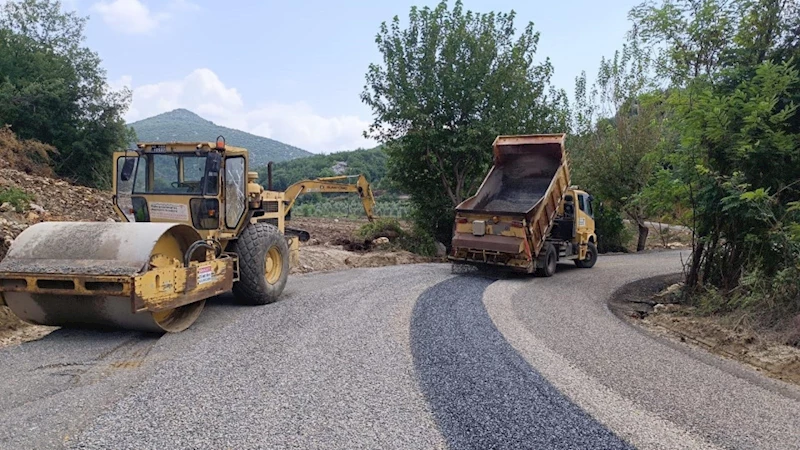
127,109,312,168
257,146,391,192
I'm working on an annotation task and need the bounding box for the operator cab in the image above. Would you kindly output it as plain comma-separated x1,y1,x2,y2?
113,137,249,236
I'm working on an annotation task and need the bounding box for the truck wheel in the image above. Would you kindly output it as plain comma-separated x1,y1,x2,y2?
233,222,290,305
536,243,557,277
575,242,598,268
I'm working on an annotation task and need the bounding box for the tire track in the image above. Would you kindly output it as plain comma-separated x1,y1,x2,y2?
410,274,632,449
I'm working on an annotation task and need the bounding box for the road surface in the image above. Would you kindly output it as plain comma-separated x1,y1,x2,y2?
1,250,798,449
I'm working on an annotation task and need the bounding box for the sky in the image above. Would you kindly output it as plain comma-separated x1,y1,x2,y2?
47,0,642,153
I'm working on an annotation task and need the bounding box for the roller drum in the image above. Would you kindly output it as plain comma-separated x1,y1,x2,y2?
0,222,207,333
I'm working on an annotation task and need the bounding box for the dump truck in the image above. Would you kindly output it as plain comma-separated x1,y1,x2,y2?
0,137,376,333
448,133,597,276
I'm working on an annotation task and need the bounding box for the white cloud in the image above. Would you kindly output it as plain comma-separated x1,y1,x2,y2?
90,0,199,34
109,74,133,91
125,69,374,153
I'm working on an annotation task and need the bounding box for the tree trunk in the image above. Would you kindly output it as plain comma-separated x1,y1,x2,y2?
636,222,649,252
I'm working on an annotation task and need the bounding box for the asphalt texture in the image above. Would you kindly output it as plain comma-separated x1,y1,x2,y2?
0,250,798,449
411,275,632,449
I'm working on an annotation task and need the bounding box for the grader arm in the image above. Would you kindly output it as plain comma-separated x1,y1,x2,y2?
283,174,377,221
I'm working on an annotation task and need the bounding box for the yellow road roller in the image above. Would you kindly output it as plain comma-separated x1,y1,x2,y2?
0,137,376,333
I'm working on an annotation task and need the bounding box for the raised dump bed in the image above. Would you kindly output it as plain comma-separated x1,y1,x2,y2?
457,134,567,216
450,134,597,275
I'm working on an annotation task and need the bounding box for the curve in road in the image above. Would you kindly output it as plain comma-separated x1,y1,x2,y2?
411,275,632,449
0,251,798,449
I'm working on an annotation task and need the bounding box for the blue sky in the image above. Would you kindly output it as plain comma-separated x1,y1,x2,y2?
60,0,641,153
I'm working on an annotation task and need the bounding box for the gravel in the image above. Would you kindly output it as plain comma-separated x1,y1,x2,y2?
2,251,799,449
61,265,449,449
411,274,632,449
498,250,800,450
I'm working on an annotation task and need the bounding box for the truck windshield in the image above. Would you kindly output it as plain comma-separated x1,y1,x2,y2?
131,154,209,194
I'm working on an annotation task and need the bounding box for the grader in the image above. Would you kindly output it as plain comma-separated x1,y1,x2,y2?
0,137,376,333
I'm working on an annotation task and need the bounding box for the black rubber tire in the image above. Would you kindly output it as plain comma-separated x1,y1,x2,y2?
232,222,290,305
575,242,598,268
535,243,557,277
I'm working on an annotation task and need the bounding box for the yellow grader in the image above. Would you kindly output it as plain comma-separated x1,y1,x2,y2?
0,137,376,333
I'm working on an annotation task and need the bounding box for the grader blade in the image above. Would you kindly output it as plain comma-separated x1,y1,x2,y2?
0,222,234,333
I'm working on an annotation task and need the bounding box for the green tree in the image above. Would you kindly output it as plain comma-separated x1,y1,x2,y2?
361,0,570,244
0,0,132,187
571,40,665,251
630,0,800,327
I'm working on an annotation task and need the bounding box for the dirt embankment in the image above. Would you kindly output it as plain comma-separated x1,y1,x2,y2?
610,274,800,387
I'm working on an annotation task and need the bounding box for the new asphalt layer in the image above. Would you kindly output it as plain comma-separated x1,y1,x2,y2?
0,250,798,449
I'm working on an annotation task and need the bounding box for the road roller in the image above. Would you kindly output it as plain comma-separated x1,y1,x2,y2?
0,136,371,333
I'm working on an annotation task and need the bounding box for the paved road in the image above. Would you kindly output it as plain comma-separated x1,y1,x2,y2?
1,251,798,449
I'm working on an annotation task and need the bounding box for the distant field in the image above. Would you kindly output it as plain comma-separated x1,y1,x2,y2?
291,196,410,219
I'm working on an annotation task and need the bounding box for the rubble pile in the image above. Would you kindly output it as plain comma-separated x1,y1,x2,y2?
0,167,117,261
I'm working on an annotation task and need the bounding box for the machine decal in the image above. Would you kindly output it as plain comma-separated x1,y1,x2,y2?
149,202,190,221
579,218,586,227
197,263,214,285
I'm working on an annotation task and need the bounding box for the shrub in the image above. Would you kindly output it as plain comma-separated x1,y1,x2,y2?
355,218,437,257
0,187,34,213
594,201,631,253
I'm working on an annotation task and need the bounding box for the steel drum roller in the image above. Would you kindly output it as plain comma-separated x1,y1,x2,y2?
0,222,208,333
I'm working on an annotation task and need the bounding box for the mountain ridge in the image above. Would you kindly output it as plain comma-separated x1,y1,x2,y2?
127,109,313,168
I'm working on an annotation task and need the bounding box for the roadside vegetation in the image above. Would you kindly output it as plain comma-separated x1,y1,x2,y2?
0,0,133,188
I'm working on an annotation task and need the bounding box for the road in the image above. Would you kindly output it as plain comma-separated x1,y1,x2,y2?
1,250,798,449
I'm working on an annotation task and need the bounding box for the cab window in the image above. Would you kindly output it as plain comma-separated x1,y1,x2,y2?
577,193,594,218
224,157,246,228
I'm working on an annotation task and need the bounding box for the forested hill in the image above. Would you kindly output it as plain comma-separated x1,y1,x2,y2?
256,146,391,192
127,109,312,168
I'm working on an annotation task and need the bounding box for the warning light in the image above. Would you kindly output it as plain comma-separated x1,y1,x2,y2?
215,135,226,150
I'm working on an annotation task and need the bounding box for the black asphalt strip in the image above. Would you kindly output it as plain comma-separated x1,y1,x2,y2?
410,275,634,450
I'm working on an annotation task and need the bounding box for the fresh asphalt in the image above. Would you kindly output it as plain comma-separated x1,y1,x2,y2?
0,251,798,449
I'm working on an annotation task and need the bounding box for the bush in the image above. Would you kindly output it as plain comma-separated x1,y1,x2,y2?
355,218,405,241
594,201,631,253
355,218,437,257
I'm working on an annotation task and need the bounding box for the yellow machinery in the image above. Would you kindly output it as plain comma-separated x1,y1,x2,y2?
449,134,597,276
0,137,376,333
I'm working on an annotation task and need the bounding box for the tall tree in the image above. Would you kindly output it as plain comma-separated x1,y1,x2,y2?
361,0,569,243
0,0,132,187
630,0,800,324
572,40,665,251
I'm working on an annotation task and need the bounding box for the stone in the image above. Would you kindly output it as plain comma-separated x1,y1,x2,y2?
0,202,12,212
435,241,447,257
29,203,45,214
373,237,390,246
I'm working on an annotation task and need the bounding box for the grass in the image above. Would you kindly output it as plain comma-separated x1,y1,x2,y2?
0,187,33,213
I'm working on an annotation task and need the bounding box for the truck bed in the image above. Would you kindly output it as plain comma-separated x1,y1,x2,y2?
451,134,570,271
458,143,563,217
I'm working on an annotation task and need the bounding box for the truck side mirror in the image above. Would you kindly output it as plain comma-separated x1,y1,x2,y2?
120,158,136,181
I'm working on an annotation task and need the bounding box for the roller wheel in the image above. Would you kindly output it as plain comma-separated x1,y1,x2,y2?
536,243,557,277
233,222,290,305
575,242,598,268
